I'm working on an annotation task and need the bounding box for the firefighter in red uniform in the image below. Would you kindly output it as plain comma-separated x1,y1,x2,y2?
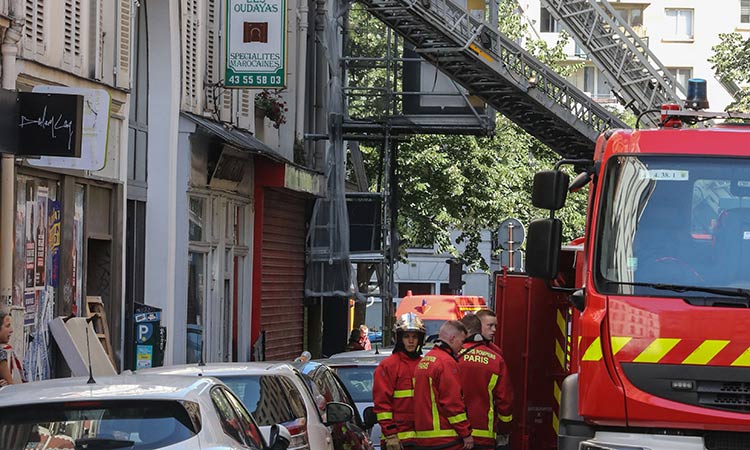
459,311,513,450
373,313,426,450
413,320,473,450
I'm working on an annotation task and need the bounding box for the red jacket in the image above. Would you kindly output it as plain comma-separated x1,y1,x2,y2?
373,351,421,443
458,341,514,447
413,344,471,450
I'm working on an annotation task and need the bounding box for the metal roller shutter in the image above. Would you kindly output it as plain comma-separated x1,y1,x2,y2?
260,190,306,360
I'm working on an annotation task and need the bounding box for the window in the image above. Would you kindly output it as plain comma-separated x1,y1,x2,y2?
665,9,693,39
397,282,433,297
224,389,266,449
211,388,247,445
218,375,307,426
667,67,692,91
540,7,560,33
128,1,148,189
583,67,594,94
742,0,750,24
614,6,644,27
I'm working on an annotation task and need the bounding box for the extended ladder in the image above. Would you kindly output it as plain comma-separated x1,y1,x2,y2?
357,0,628,158
542,0,685,126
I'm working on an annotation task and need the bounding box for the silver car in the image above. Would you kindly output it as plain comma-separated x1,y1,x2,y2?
140,362,355,450
0,374,291,450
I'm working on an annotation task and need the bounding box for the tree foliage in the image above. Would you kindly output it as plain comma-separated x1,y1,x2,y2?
710,32,750,112
346,0,590,269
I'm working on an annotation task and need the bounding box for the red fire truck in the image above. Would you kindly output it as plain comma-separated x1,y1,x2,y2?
496,81,750,450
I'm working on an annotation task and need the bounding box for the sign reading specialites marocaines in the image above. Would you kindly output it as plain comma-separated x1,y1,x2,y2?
226,0,287,88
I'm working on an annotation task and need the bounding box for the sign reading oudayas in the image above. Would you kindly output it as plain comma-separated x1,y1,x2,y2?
226,0,287,88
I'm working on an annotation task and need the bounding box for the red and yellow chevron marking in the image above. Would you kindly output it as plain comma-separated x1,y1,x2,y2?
580,336,750,366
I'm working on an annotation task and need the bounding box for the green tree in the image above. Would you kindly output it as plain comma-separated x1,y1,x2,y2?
346,0,590,269
710,32,750,112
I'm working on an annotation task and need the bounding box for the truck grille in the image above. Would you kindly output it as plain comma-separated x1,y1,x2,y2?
621,363,750,414
698,381,750,412
705,432,750,450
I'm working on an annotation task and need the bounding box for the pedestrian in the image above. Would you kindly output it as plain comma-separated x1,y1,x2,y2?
359,324,372,350
413,320,473,450
459,311,513,450
373,313,426,450
348,329,365,351
0,307,24,385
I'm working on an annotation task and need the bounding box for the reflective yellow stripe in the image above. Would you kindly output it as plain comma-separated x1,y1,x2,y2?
416,430,459,438
731,347,750,367
397,431,416,440
429,378,440,431
682,340,730,365
448,413,467,424
555,340,565,369
552,412,559,435
377,412,393,421
553,381,561,406
632,338,681,363
581,337,602,361
472,429,494,438
486,374,498,436
611,336,632,355
556,311,566,336
498,414,512,423
393,389,414,398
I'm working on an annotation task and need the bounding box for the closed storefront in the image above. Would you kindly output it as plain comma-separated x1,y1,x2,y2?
14,169,123,377
259,190,307,360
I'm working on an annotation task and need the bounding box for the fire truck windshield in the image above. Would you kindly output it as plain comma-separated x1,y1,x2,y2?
595,155,750,297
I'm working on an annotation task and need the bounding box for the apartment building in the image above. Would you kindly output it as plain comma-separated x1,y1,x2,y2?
520,0,750,111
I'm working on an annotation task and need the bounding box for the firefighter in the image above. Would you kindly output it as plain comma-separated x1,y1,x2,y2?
413,320,473,450
459,311,513,450
373,313,426,450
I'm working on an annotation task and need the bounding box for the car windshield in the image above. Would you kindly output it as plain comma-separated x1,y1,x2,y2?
333,366,375,403
0,400,198,450
596,155,750,296
218,375,307,426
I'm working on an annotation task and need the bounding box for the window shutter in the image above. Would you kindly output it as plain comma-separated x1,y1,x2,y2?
237,90,252,129
182,0,201,112
23,0,46,56
205,0,219,113
116,0,131,89
742,0,750,23
219,88,232,122
63,0,83,72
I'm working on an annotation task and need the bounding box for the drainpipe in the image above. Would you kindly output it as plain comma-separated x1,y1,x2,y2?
1,0,23,306
295,0,309,145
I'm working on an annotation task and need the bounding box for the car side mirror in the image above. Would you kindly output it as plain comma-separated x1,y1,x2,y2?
325,402,354,426
268,424,291,450
362,406,377,429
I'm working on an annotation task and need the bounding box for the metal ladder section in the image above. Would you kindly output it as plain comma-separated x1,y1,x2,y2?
357,0,627,158
543,0,685,126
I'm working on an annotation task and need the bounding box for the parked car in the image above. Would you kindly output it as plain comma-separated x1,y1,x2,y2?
0,374,291,450
140,363,354,450
319,353,391,449
293,360,375,450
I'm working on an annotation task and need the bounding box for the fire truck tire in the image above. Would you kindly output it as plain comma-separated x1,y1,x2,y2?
558,374,595,450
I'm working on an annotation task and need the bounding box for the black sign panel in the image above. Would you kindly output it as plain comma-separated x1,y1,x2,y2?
16,92,83,158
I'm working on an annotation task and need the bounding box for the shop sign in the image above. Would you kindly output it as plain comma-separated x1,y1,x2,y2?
27,87,111,171
16,92,84,158
225,0,287,88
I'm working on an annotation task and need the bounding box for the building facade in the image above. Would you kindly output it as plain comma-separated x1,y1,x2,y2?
0,0,131,376
521,0,750,111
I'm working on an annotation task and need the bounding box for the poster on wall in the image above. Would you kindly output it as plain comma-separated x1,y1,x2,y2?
24,198,35,289
48,201,61,289
225,0,287,88
23,290,36,327
35,186,48,288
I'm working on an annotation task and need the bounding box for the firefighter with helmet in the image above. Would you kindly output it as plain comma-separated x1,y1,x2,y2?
373,313,426,450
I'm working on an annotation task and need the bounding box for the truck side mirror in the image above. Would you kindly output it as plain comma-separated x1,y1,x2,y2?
526,218,562,279
532,170,570,210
